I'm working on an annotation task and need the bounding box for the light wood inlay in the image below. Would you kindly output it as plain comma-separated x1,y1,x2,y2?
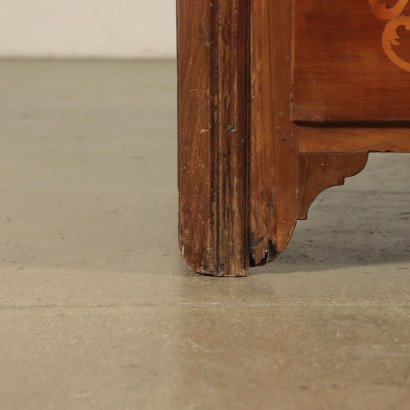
370,0,410,73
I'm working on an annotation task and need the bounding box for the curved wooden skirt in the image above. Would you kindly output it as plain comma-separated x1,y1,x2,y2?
177,0,410,276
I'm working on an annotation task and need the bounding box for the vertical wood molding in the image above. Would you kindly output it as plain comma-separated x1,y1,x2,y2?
177,0,249,276
214,0,250,276
178,0,216,275
249,0,299,265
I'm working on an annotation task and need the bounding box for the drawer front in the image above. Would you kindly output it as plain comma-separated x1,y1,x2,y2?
292,0,410,122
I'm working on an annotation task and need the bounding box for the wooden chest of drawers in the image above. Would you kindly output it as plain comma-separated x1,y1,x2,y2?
177,0,410,276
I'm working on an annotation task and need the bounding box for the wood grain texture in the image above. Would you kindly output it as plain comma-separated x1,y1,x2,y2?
298,153,369,220
249,0,299,265
178,0,410,276
177,0,216,274
293,0,410,122
215,0,249,276
177,0,249,276
300,126,410,153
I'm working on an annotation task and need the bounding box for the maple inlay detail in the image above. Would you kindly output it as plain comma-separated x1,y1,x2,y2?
370,0,410,72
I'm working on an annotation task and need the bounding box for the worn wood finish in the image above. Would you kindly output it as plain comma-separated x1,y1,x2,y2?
293,0,410,122
178,0,410,276
298,153,369,220
177,0,216,274
249,0,299,265
215,0,249,276
177,0,249,276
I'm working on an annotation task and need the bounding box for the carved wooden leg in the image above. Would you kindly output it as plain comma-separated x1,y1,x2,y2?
177,0,249,276
177,0,410,276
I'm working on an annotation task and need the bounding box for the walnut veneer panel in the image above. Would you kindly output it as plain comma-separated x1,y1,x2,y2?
293,0,410,122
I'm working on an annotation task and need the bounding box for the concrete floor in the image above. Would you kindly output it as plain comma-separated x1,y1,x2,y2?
0,60,409,410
